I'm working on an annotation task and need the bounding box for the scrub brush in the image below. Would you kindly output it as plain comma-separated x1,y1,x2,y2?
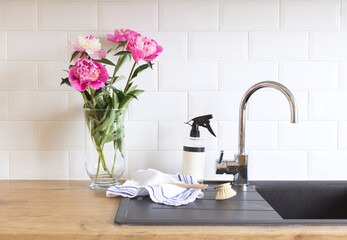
215,183,236,200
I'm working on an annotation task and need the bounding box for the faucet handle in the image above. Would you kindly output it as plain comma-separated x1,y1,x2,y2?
216,159,240,175
216,159,227,174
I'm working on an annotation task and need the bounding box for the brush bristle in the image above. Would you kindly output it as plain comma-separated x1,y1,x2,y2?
215,185,236,200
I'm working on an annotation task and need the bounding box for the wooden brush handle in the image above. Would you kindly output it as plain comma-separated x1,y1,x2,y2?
168,183,206,190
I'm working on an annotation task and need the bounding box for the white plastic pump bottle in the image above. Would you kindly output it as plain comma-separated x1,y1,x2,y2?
182,114,216,183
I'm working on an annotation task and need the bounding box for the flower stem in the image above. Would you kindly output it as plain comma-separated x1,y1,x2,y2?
97,146,112,176
110,44,127,86
111,151,117,178
124,62,137,93
88,86,95,104
96,156,101,179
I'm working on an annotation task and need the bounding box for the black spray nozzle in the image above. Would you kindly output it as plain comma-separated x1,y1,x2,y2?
185,114,216,138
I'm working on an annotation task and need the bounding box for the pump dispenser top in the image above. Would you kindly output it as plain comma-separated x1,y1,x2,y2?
185,114,216,138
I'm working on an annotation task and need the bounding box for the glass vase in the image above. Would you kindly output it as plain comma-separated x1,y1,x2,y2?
83,108,126,190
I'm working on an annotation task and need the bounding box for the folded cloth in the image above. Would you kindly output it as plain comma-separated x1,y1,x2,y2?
106,168,204,206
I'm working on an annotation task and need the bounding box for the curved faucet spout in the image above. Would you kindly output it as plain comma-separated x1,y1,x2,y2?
238,81,297,156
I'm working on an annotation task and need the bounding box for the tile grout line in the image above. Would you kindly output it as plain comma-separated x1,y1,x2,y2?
5,31,8,61
157,0,160,31
307,91,309,121
36,62,40,91
340,0,343,31
187,32,190,61
218,0,221,32
247,31,250,61
278,0,281,31
6,90,9,121
36,0,38,31
307,32,310,61
277,60,280,83
97,0,100,31
338,61,341,89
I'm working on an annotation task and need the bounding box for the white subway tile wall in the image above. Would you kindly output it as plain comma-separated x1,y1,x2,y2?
1,0,346,181
189,32,248,60
38,2,98,30
0,62,37,90
0,151,9,179
0,32,6,60
0,1,37,30
159,62,218,90
99,2,158,31
220,0,279,30
280,0,340,30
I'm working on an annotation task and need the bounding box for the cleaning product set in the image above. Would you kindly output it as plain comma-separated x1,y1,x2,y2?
107,169,236,205
107,114,236,205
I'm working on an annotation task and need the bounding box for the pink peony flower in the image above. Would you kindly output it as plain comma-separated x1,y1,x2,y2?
107,29,139,43
68,59,109,91
69,35,107,60
126,35,163,63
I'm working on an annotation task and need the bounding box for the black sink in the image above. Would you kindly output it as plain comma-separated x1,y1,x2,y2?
115,181,347,226
254,181,347,219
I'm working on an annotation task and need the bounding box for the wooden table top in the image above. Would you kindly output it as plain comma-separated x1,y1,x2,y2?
0,180,347,240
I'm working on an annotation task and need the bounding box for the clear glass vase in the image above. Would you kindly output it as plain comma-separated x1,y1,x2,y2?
83,108,126,190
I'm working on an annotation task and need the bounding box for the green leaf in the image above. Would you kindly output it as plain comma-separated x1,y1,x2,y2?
127,84,138,93
98,105,112,122
125,82,133,93
106,85,119,92
83,90,92,102
119,89,144,109
113,50,131,57
70,51,80,62
118,41,127,47
116,90,126,102
97,91,110,98
112,92,119,109
94,89,110,98
114,75,126,83
104,130,123,144
113,55,128,76
106,86,126,105
131,63,150,80
148,61,153,69
115,137,124,157
127,93,138,100
91,106,113,134
107,43,121,54
96,96,106,109
60,77,71,87
93,58,116,66
128,89,144,97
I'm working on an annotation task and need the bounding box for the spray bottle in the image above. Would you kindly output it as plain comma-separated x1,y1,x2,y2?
182,114,216,183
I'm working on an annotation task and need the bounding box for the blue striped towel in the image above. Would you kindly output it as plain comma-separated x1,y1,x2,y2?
106,168,204,206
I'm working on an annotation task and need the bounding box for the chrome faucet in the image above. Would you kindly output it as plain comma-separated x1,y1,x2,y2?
216,81,298,187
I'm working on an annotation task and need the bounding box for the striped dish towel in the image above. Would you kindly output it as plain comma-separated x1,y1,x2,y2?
106,168,204,206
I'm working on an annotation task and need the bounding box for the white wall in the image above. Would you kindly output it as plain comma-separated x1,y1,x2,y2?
0,0,346,181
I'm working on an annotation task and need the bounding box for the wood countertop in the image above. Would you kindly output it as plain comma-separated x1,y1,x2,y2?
1,180,347,240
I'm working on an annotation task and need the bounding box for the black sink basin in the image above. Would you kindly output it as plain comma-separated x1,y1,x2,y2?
115,181,347,226
254,181,347,220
